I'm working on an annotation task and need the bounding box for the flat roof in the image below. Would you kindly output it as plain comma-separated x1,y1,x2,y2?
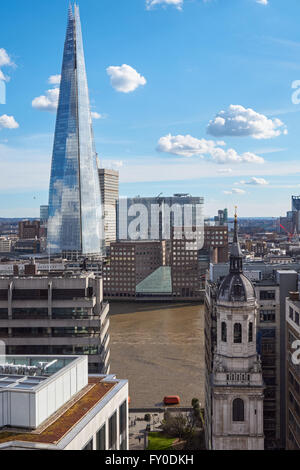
0,377,116,446
0,356,78,391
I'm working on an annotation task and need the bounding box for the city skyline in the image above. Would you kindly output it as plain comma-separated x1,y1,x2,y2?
1,0,300,217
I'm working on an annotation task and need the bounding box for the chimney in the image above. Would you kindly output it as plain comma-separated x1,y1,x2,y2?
289,291,299,301
25,263,37,277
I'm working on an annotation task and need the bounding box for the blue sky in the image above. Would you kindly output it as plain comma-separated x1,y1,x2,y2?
1,0,300,218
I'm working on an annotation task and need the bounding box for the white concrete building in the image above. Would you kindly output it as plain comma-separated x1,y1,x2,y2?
0,355,128,450
210,215,265,450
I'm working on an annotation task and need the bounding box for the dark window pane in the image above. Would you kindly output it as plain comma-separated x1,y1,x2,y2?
233,398,244,422
96,424,106,450
234,323,242,344
221,322,227,342
109,412,117,450
248,322,253,342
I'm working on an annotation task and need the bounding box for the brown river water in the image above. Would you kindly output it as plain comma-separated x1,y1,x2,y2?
109,302,205,408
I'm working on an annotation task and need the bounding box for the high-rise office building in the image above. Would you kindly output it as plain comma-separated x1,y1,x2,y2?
292,196,300,213
98,169,119,247
214,209,228,226
40,205,49,226
47,5,104,259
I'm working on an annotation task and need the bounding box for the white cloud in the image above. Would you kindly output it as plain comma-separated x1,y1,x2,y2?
211,148,264,164
0,48,14,83
107,64,147,93
0,115,19,130
157,133,265,164
256,0,268,5
237,177,269,185
32,87,59,112
224,188,246,195
0,49,12,67
157,134,216,157
207,104,287,140
91,112,106,120
32,75,62,112
48,74,61,85
146,0,183,9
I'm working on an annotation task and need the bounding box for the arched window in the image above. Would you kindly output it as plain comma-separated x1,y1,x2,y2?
248,322,253,342
221,322,227,342
232,398,244,422
234,323,242,343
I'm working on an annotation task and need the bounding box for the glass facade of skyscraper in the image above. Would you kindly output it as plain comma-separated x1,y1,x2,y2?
47,4,104,256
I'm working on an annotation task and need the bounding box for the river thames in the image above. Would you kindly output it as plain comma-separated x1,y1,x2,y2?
109,302,205,408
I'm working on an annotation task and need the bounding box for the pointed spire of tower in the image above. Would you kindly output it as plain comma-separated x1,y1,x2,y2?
230,206,243,273
233,206,238,243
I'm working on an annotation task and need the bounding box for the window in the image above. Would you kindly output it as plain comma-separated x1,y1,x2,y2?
119,401,127,435
52,289,87,300
0,309,8,319
109,412,117,450
234,323,242,343
221,322,227,342
232,398,244,422
248,322,253,342
0,291,7,301
260,310,275,323
119,401,127,450
12,308,48,319
260,290,275,300
96,424,106,450
12,289,48,300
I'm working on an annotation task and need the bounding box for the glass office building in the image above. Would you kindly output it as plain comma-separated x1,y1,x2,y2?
47,4,104,257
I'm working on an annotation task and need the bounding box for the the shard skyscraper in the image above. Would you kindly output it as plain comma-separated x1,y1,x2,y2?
47,4,104,257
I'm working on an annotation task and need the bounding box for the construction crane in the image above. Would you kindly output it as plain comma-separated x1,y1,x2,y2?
279,223,293,241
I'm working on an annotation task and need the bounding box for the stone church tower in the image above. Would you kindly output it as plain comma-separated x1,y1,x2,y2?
211,211,264,450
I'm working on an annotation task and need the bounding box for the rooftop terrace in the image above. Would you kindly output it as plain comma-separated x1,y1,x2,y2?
0,376,115,447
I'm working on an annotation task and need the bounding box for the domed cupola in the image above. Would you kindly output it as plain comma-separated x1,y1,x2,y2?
218,208,255,304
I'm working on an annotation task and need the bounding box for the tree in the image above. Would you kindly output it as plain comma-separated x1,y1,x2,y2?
162,413,188,439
